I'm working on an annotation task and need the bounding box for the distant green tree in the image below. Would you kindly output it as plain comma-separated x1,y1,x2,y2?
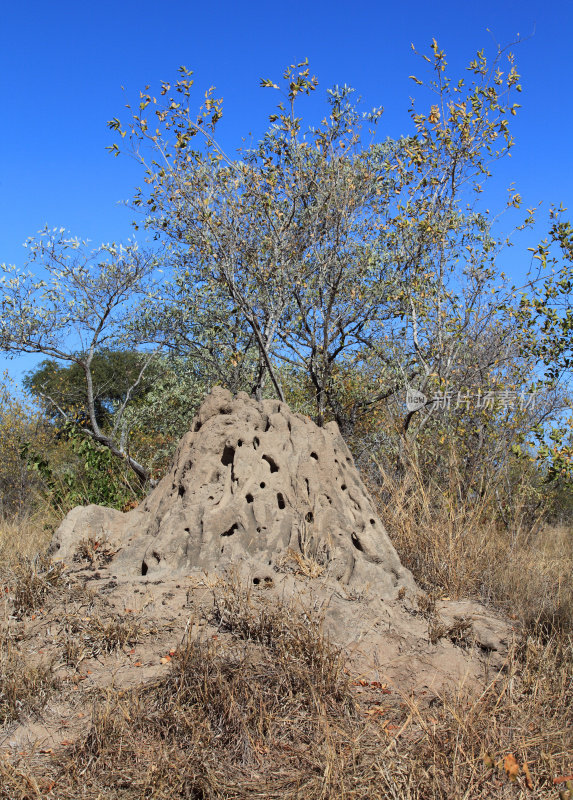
120,355,215,471
23,349,157,429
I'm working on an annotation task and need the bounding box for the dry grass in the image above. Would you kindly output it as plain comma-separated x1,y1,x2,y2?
0,531,94,621
0,539,82,729
277,547,326,578
0,513,53,571
0,484,571,798
60,612,143,669
0,545,139,670
74,535,118,567
0,580,570,799
0,626,59,725
211,577,347,699
9,555,66,617
371,463,573,637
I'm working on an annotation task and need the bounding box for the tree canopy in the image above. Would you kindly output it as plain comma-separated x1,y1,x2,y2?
2,41,571,492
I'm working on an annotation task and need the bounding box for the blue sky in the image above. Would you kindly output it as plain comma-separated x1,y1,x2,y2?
1,0,572,384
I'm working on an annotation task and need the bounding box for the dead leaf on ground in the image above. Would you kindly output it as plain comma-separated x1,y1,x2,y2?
503,753,520,782
483,753,495,770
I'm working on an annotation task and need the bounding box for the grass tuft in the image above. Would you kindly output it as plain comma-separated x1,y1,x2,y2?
0,631,59,725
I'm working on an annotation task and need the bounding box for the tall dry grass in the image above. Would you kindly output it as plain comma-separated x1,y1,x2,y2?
371,459,573,636
0,513,54,571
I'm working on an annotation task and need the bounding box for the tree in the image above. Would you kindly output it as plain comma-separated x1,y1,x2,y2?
134,277,264,398
109,61,404,423
109,43,537,448
3,43,559,506
516,208,573,482
24,349,158,429
119,354,215,472
0,228,161,485
519,209,573,383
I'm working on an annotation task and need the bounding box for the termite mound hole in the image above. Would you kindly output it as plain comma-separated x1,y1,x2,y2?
141,550,161,576
262,454,279,473
221,445,235,467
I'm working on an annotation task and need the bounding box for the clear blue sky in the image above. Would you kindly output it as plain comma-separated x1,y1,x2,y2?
1,0,572,383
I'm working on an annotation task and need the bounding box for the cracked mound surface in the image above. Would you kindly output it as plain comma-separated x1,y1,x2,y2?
50,387,416,596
